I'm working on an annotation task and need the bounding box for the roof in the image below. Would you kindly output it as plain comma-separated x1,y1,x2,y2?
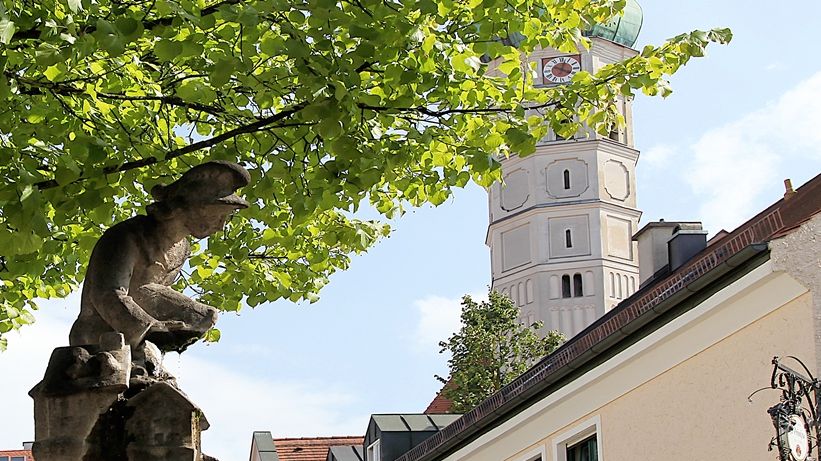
424,391,454,414
632,220,701,240
273,436,364,461
396,173,821,461
327,445,364,461
0,450,33,459
369,414,462,433
583,0,643,47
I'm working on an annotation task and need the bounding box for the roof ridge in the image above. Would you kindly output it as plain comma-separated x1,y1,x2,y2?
274,436,363,441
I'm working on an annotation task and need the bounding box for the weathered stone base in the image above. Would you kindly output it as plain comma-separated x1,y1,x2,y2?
31,335,213,461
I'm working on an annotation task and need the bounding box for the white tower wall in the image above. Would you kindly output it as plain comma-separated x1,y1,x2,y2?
487,39,642,339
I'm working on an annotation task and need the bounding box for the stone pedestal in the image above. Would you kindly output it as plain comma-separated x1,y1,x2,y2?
30,334,213,461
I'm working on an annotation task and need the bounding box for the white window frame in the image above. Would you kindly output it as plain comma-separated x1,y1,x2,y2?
366,440,381,461
552,415,602,461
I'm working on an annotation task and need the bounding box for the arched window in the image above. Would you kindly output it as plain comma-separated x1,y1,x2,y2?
563,169,571,190
561,275,571,298
565,229,573,248
573,273,583,297
609,272,615,298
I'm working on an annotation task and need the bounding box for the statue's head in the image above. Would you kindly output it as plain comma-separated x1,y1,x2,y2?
146,161,251,238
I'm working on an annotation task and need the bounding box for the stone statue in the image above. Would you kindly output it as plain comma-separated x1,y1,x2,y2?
31,161,250,461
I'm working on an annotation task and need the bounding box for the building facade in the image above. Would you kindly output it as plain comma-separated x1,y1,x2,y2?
487,5,644,338
396,174,821,461
0,444,34,461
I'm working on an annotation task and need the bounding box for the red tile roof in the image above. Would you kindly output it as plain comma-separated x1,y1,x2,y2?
0,450,33,460
424,383,454,414
273,436,363,461
424,393,453,414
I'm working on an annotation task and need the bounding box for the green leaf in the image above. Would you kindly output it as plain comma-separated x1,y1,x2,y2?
203,328,221,342
155,39,182,61
318,119,343,140
43,65,63,82
237,6,259,26
209,59,234,87
0,19,15,44
115,18,143,42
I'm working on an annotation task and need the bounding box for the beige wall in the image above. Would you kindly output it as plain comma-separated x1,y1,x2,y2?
582,291,812,461
443,262,813,461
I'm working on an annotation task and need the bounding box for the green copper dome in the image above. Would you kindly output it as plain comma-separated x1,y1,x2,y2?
584,0,643,48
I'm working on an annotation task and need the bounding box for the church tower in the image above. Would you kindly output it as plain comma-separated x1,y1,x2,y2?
487,2,644,339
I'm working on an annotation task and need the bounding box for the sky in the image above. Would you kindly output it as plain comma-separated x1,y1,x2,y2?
2,1,821,459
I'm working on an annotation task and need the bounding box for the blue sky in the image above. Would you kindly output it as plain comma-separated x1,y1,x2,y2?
2,1,821,459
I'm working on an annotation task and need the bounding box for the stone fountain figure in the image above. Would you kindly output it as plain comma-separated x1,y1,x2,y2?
30,161,251,461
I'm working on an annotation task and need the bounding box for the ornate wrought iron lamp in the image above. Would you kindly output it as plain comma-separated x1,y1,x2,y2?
766,356,821,461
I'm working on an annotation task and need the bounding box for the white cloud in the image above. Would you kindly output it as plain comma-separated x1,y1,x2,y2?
0,294,77,450
411,291,487,354
165,353,368,460
413,295,462,352
641,144,678,169
654,72,821,232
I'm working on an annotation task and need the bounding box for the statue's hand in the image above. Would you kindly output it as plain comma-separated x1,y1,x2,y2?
145,320,201,353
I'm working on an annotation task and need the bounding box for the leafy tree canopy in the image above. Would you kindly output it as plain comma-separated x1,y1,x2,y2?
0,0,731,348
436,290,564,413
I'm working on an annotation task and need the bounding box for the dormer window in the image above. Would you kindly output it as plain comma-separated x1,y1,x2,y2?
366,440,381,461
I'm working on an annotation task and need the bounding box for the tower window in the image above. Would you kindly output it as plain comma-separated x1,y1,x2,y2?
563,169,571,190
561,275,571,298
565,229,573,248
573,273,583,297
609,127,620,142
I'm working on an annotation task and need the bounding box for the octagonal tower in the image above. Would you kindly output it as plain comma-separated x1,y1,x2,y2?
487,2,644,338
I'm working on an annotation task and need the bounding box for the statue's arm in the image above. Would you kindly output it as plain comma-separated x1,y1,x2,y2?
137,283,218,333
85,232,159,347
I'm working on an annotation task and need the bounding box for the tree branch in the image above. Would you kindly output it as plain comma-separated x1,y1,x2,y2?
11,74,229,116
11,0,243,42
34,101,308,190
357,101,560,117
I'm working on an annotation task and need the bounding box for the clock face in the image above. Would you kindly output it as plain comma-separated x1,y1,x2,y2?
542,55,581,84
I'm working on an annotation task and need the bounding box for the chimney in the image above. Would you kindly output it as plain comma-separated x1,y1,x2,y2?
634,220,708,286
667,223,708,272
634,220,679,286
23,441,34,450
784,178,797,200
